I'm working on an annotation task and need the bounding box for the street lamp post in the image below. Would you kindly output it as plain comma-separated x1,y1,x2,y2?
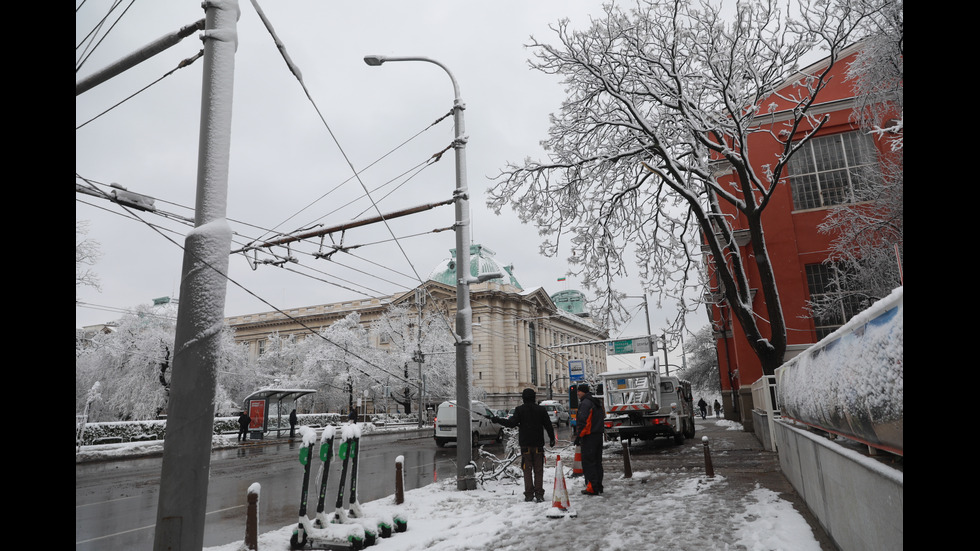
364,55,480,490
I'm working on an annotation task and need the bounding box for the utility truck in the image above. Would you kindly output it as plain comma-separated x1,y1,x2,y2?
600,357,696,445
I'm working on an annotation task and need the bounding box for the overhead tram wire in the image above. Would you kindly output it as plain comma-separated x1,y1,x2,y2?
247,0,428,289
79,175,573,361
76,175,422,296
253,115,452,247
76,0,135,72
78,183,416,387
76,48,204,130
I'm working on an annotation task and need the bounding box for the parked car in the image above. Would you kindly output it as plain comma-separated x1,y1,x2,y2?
433,400,504,447
539,400,571,426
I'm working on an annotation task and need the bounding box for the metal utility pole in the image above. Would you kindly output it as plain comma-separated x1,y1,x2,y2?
153,3,238,550
363,55,501,490
414,288,426,428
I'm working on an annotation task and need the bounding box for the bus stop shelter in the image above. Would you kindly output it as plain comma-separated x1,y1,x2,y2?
242,388,316,439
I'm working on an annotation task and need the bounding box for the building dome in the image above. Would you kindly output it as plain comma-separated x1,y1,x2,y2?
428,244,522,290
551,289,588,315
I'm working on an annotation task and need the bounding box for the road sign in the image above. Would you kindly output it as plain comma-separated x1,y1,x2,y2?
568,359,585,381
606,337,653,355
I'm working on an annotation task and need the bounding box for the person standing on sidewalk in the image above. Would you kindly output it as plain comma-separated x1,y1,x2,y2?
698,397,708,420
714,400,722,418
574,384,604,496
238,410,251,442
289,408,298,438
491,388,556,502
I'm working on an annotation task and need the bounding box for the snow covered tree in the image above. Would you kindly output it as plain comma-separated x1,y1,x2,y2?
487,0,879,375
299,313,382,414
251,331,308,388
75,302,252,420
76,220,101,292
75,303,178,421
370,302,457,415
679,325,721,390
812,0,903,321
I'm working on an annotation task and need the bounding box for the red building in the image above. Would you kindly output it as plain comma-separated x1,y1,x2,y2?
705,42,900,422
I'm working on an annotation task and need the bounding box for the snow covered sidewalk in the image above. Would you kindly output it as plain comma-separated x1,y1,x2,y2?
206,419,834,551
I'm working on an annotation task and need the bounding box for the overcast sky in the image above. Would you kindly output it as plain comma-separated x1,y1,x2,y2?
76,0,700,365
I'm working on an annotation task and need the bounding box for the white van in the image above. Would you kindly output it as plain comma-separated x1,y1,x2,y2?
540,400,571,427
433,400,504,447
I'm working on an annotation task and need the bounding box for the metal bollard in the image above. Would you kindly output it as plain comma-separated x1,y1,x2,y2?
395,458,405,505
621,441,633,478
463,463,477,490
702,436,714,478
245,483,260,550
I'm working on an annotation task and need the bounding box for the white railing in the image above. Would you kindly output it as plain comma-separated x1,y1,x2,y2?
751,375,779,448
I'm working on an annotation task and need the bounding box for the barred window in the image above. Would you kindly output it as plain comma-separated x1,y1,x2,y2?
805,263,865,340
788,131,878,210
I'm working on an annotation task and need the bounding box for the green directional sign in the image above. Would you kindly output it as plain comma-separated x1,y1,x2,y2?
613,340,635,354
606,337,654,355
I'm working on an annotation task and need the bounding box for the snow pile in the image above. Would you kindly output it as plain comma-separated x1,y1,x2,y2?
776,286,903,451
204,461,824,551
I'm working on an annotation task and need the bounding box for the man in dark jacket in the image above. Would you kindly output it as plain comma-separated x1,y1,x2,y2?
238,411,251,442
289,409,298,438
574,384,605,495
491,388,556,502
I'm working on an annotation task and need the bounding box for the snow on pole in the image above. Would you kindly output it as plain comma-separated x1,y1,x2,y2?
245,483,259,550
395,455,405,504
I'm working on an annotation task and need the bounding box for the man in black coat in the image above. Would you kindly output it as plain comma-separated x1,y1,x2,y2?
289,408,298,438
238,411,251,442
491,388,556,502
574,384,605,495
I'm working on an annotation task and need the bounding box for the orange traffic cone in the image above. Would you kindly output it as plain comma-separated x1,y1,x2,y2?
571,445,583,477
547,455,577,519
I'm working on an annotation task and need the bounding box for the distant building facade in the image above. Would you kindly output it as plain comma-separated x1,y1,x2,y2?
225,244,609,411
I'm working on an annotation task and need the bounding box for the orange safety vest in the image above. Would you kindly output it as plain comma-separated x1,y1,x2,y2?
579,402,594,437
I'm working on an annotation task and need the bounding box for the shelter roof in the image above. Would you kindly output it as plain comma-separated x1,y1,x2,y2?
242,388,317,406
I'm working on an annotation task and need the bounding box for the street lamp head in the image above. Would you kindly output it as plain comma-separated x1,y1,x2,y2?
363,55,386,66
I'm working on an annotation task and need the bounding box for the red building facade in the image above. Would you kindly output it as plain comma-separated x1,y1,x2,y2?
705,44,896,419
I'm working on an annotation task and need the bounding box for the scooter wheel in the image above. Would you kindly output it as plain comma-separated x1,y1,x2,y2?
290,530,307,549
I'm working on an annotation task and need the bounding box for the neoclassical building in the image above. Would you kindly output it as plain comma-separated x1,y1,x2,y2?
225,244,609,411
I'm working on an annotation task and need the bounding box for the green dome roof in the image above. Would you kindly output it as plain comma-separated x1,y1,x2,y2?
428,244,522,290
550,289,587,314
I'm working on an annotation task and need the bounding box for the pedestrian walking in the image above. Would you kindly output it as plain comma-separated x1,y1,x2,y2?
714,400,722,418
574,384,604,496
289,408,298,438
491,388,556,502
698,397,708,420
348,408,358,423
238,410,251,442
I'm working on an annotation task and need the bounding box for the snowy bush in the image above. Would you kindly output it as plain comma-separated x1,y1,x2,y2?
77,413,356,445
78,420,167,445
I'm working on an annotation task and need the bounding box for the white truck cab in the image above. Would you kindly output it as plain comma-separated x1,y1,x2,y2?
433,400,504,447
601,356,696,445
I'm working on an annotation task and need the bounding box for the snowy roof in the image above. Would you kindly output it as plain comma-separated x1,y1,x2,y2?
241,388,317,406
